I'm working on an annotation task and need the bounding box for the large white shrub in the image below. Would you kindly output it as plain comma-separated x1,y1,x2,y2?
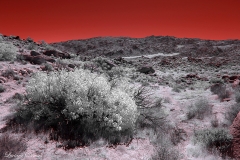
26,68,139,131
0,42,18,61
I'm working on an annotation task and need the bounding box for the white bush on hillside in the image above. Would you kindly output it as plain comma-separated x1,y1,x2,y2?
0,42,18,61
26,68,139,131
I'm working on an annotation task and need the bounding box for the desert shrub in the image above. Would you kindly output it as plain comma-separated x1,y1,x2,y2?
0,42,18,61
43,63,54,72
187,98,212,120
172,85,181,93
135,88,168,132
0,134,27,160
0,84,6,93
39,40,55,50
27,43,37,50
225,103,240,124
193,128,233,158
6,69,139,147
151,134,181,160
210,83,230,101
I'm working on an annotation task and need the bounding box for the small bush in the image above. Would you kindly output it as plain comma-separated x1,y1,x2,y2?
193,128,233,158
0,84,6,93
43,63,54,72
225,103,240,124
210,78,224,84
6,69,139,147
1,67,16,79
0,42,18,61
187,98,212,120
0,134,27,160
172,85,181,93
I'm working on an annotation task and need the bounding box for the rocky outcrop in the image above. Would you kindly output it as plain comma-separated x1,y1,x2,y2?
22,54,55,65
230,111,240,159
30,51,41,56
43,50,71,59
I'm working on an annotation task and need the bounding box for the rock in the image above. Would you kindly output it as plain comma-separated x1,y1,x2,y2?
138,66,155,74
43,50,71,59
30,51,41,56
230,111,240,159
22,54,46,65
222,98,231,102
229,75,240,81
68,64,75,68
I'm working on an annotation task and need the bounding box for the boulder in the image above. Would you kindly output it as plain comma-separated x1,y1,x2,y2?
43,50,71,59
230,111,240,159
30,51,41,56
138,66,155,74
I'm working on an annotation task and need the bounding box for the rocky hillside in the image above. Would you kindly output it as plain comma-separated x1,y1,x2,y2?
51,36,240,58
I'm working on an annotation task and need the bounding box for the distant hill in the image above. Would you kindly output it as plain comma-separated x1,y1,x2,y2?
50,36,240,58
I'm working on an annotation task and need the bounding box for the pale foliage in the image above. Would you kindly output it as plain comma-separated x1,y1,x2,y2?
26,68,139,131
0,42,18,61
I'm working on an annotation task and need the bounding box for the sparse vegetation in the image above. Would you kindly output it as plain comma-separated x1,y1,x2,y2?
187,98,212,120
193,128,233,158
0,134,27,160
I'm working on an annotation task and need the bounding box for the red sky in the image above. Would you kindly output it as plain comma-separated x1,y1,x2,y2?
1,0,240,43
